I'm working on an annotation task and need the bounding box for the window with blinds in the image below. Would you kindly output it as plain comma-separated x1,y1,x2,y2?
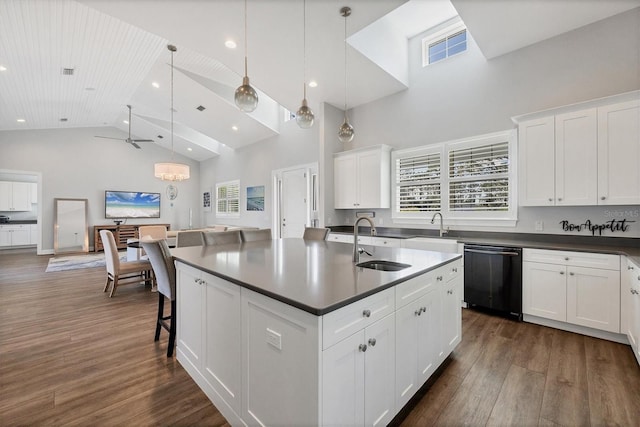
216,180,240,216
395,148,442,214
392,130,515,225
422,21,467,67
448,142,509,211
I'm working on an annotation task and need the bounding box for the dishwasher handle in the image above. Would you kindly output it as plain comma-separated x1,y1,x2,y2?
464,248,521,256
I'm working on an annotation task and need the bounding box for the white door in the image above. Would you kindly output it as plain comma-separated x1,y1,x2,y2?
523,262,567,321
518,117,556,206
176,264,204,367
280,168,308,238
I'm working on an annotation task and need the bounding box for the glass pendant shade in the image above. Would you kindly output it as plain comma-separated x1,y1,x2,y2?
154,162,190,181
235,75,259,112
338,116,355,143
296,98,314,129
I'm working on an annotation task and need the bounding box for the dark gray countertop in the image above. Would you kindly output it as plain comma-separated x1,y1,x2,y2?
330,226,640,264
171,238,461,315
1,220,37,225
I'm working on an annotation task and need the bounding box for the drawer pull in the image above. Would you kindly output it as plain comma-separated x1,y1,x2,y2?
358,344,367,352
548,198,553,202
452,267,458,273
368,338,377,347
560,271,565,275
447,289,453,295
569,272,574,276
362,309,371,318
564,257,570,261
437,276,443,281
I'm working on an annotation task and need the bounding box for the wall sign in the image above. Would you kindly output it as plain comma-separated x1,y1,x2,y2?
560,219,635,236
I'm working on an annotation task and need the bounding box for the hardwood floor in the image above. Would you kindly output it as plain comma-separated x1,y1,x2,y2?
1,250,638,426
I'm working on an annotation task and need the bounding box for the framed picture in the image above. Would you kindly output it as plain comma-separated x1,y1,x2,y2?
246,185,265,211
202,188,212,212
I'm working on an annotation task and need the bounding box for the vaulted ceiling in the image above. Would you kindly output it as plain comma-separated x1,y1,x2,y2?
1,0,637,161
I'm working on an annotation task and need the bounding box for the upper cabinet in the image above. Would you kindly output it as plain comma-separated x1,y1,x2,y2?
334,145,391,209
517,92,640,206
0,181,32,212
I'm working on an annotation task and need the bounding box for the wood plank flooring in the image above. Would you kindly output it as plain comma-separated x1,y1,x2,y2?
1,250,639,426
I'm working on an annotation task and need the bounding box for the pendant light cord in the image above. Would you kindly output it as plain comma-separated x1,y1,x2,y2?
170,46,175,161
343,9,347,116
303,0,307,100
244,0,248,77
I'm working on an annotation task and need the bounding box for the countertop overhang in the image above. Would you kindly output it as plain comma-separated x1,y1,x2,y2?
171,238,461,316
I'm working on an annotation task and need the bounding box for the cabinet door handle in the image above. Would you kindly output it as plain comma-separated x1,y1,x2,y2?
548,198,553,202
564,257,570,261
452,267,458,272
359,344,367,352
436,276,443,281
415,309,422,316
447,289,453,295
558,197,563,201
560,271,565,275
362,309,371,318
628,266,634,270
569,272,574,276
601,196,606,200
368,338,377,347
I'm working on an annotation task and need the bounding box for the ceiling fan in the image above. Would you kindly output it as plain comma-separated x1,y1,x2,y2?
95,105,153,149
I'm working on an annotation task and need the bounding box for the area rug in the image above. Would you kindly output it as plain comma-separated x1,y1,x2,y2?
45,252,126,272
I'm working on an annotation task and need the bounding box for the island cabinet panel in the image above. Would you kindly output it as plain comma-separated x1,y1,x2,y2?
242,288,321,427
440,264,463,358
623,257,640,366
204,275,241,415
322,313,396,427
176,263,204,368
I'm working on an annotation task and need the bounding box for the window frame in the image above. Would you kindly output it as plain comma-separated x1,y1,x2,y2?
422,21,467,67
392,130,517,228
215,179,240,218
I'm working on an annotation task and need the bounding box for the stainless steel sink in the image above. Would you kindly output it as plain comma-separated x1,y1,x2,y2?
356,260,411,272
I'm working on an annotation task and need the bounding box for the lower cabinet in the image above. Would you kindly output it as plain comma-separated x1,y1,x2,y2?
623,258,640,366
523,249,620,333
441,267,463,356
0,224,32,247
322,314,396,427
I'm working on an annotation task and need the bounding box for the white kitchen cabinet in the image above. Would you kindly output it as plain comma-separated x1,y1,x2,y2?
29,224,37,245
370,236,402,248
518,95,640,207
623,258,640,366
0,181,32,212
334,145,391,209
328,232,352,243
597,100,640,205
323,313,396,427
203,274,242,415
440,263,463,358
555,108,598,205
523,249,620,333
30,183,38,204
176,263,205,369
0,224,32,247
395,286,439,411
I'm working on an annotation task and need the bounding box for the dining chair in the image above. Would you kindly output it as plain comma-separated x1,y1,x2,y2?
302,227,330,241
176,230,204,248
138,225,168,240
100,230,154,297
140,239,176,357
202,230,242,246
240,228,272,242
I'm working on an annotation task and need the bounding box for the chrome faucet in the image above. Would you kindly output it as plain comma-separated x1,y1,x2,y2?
353,216,377,263
431,212,449,237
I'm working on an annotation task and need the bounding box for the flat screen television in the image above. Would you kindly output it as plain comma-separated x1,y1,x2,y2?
105,191,161,219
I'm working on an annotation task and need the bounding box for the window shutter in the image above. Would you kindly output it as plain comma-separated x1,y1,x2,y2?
448,142,509,211
396,152,441,212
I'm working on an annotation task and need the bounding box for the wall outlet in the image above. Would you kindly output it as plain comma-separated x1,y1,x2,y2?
535,220,544,231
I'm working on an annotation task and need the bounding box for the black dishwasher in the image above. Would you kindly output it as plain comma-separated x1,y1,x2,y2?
463,244,522,320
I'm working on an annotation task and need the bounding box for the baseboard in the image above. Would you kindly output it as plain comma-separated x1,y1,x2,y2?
523,314,629,345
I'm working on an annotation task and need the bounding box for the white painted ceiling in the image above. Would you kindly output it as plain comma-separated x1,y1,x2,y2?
1,0,637,161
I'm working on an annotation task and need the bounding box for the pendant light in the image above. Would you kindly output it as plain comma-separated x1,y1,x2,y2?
296,0,314,129
234,0,259,112
154,44,190,181
338,6,354,143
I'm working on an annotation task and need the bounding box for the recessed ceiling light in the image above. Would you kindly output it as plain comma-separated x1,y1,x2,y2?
0,65,7,72
16,118,25,123
152,81,160,88
196,105,206,111
308,81,318,88
123,120,129,124
225,40,237,49
232,125,238,131
85,87,95,91
60,118,68,122
187,147,193,151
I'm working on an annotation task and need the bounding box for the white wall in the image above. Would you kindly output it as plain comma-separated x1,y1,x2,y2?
199,116,319,229
330,7,640,238
0,127,200,252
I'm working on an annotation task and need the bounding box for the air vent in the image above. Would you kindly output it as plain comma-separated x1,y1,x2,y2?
59,118,68,122
61,67,75,76
157,135,164,139
196,105,206,111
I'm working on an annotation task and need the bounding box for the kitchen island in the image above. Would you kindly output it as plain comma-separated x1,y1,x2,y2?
171,238,462,426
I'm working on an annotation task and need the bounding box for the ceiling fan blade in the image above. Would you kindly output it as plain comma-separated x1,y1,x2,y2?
131,139,154,143
94,136,122,141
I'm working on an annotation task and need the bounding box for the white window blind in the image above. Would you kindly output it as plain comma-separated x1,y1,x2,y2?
395,150,441,213
448,142,509,211
216,180,240,216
